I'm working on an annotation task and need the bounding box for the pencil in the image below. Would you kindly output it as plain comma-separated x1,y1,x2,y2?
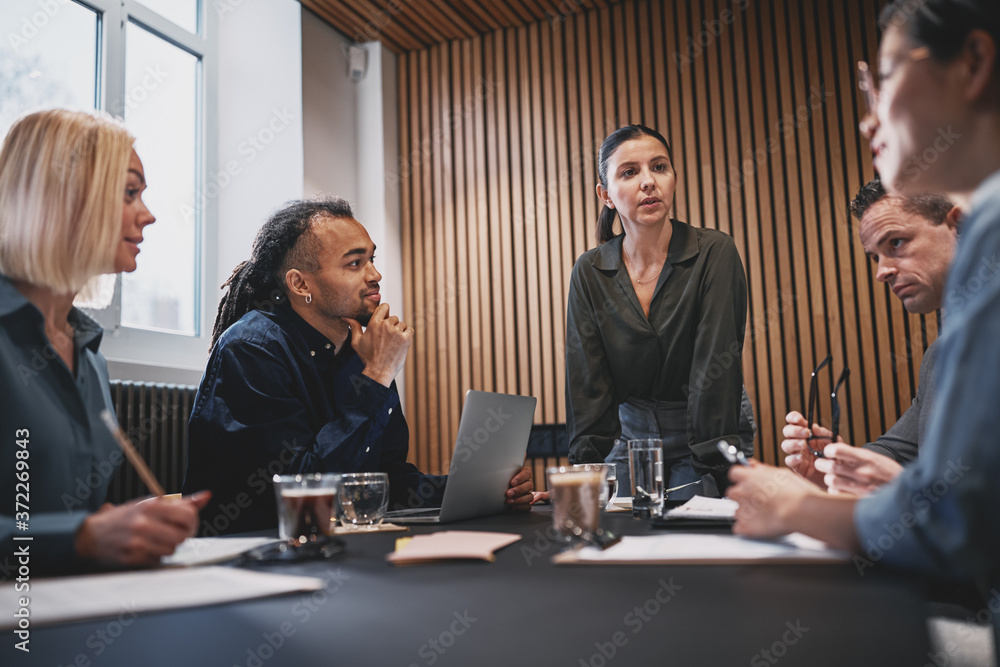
100,409,166,497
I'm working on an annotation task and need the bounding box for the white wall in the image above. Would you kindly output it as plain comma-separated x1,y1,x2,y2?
214,0,304,302
302,10,357,201
301,13,405,406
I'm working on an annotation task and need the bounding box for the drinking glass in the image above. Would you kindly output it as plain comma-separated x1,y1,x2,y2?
272,473,340,545
547,465,606,545
628,439,664,518
337,472,390,530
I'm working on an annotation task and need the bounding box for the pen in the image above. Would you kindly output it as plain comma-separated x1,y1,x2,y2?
716,440,751,467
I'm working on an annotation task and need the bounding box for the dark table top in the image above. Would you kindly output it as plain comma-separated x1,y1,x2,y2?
22,509,932,667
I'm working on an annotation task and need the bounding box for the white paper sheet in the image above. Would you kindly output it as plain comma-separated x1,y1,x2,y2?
163,537,281,566
662,495,738,520
0,566,326,629
555,532,850,565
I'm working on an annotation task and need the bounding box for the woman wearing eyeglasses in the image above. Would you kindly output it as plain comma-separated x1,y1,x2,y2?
0,109,210,572
564,124,755,500
726,0,1000,647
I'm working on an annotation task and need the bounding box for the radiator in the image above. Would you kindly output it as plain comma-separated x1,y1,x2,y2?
104,381,197,504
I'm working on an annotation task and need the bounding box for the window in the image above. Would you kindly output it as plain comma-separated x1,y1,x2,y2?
0,1,99,135
121,22,200,335
2,0,217,375
134,0,198,35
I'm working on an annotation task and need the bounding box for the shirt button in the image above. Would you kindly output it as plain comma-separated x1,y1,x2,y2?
388,408,393,415
365,447,370,453
325,343,331,349
310,350,315,356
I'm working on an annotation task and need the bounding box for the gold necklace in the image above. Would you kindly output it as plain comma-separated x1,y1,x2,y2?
623,248,663,285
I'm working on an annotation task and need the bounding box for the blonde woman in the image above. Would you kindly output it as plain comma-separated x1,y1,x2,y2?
0,109,209,572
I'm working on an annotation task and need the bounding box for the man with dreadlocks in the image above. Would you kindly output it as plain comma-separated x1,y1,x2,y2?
183,198,534,535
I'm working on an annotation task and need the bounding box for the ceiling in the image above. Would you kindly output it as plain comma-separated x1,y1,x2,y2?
300,0,617,52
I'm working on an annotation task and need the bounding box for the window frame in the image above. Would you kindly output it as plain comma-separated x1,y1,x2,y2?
78,0,218,380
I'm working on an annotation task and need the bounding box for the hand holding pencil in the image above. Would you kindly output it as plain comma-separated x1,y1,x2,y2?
71,412,212,567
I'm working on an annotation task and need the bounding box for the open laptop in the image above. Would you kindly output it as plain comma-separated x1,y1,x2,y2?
386,390,537,524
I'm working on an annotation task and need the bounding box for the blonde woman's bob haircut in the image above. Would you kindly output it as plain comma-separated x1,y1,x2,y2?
0,108,134,298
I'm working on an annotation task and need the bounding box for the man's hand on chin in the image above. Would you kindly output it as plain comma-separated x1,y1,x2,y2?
506,465,534,511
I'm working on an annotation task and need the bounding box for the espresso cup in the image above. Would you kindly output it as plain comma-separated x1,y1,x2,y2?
272,473,340,545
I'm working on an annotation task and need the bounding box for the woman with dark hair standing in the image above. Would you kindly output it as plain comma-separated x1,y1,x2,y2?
565,124,755,499
726,0,1000,650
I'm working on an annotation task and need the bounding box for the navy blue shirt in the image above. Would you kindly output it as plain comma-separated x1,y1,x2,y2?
0,275,119,574
184,303,444,535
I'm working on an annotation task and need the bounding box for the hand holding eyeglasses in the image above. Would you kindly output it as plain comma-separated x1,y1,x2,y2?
781,411,842,488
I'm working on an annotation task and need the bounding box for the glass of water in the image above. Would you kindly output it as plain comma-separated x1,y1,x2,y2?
337,472,389,530
627,439,664,518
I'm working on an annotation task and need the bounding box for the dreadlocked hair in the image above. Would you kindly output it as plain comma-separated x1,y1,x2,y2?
210,197,354,349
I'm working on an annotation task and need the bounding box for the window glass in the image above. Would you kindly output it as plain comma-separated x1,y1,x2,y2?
134,0,198,34
0,0,98,137
120,21,199,336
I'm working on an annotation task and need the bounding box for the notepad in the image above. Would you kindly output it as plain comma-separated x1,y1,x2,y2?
0,567,327,629
552,532,850,565
386,530,521,565
163,537,281,566
662,495,738,521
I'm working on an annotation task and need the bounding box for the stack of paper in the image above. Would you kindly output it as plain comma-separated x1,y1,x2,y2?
163,537,281,567
387,531,521,565
662,495,737,521
0,567,326,629
553,532,850,565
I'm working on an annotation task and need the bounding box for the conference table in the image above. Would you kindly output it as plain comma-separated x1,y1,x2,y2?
27,508,932,666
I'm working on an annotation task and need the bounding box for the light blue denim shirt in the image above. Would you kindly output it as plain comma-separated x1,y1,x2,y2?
854,170,1000,610
0,275,118,575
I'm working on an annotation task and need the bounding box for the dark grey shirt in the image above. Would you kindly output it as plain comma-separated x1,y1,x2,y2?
565,220,748,479
0,275,119,575
862,339,939,464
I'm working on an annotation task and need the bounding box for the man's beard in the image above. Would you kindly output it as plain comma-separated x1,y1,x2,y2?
353,301,376,327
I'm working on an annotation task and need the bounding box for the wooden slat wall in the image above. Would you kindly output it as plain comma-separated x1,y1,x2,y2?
397,0,937,475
